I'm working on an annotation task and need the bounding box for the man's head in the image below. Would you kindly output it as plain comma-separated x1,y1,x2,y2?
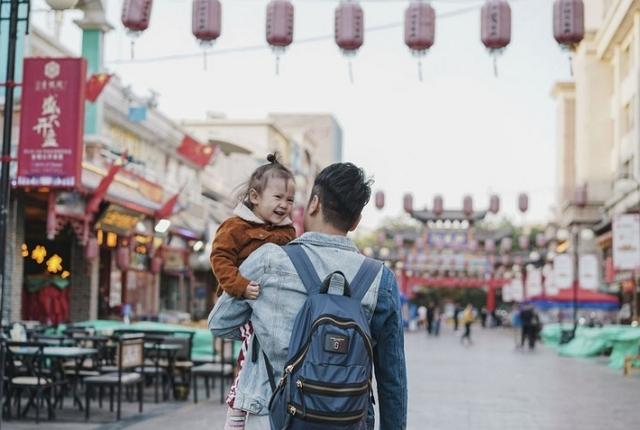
304,162,373,234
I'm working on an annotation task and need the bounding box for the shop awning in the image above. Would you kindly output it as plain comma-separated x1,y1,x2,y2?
527,289,620,310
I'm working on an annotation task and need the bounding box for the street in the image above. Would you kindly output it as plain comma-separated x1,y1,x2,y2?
4,326,640,430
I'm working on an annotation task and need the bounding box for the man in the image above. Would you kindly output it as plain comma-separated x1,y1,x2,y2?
208,162,407,430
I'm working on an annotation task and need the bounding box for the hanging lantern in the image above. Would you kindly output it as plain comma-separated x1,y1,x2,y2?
489,194,500,214
481,0,511,77
518,192,529,213
192,0,222,70
463,195,473,217
500,237,512,253
500,254,511,266
122,0,154,59
335,0,364,83
535,232,546,248
468,239,478,253
518,234,529,250
84,237,99,261
116,246,131,271
404,0,435,81
395,234,404,248
266,0,294,75
484,238,496,253
375,191,385,210
433,195,443,217
553,0,584,48
151,254,163,274
574,184,587,208
403,193,414,213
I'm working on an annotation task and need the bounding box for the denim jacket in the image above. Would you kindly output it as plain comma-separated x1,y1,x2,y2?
208,232,407,430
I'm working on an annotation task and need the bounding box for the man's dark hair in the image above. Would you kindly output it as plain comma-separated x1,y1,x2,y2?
310,162,374,232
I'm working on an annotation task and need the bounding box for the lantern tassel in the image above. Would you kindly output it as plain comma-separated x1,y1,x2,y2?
203,49,208,71
568,53,574,77
418,59,423,83
275,55,280,76
492,54,499,78
348,59,354,85
130,40,135,60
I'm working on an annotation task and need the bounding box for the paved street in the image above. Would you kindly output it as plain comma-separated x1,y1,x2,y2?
4,327,640,430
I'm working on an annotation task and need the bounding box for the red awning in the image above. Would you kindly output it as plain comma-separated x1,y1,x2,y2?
529,289,619,303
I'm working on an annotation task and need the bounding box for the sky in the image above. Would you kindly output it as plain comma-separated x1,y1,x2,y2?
31,0,570,230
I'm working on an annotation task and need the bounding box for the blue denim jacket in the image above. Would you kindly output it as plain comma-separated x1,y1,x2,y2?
208,232,407,430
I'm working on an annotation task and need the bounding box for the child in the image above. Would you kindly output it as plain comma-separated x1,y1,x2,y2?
210,153,297,430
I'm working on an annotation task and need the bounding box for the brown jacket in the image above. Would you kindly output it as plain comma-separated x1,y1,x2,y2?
210,203,297,298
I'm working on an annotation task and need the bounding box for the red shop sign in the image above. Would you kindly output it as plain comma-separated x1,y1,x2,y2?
17,57,87,189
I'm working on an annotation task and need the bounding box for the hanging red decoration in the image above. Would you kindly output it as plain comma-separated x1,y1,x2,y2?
192,0,222,70
151,254,163,274
535,232,546,248
433,195,443,217
121,0,154,59
574,184,587,208
500,237,512,253
116,246,131,271
489,194,500,214
84,237,99,261
484,238,496,253
518,192,529,213
375,191,385,210
403,193,414,213
266,0,294,75
501,254,511,266
404,0,435,81
463,195,473,217
335,0,364,83
480,0,511,76
553,0,584,47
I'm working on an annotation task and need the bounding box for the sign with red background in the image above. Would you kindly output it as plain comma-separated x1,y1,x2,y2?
17,58,86,188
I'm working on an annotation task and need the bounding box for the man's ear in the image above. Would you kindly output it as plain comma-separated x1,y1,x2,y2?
348,214,362,232
307,194,320,215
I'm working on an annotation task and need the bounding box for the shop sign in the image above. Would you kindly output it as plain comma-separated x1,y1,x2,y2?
95,204,144,236
579,254,599,290
613,214,640,270
553,254,573,289
17,58,86,188
163,248,186,272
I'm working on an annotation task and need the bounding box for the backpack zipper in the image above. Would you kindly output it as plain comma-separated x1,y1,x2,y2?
288,404,366,423
297,378,369,396
285,315,373,375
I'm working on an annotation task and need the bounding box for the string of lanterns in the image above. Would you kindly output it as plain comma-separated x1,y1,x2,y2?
119,0,585,77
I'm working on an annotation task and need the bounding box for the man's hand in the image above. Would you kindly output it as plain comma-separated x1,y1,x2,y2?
243,281,260,300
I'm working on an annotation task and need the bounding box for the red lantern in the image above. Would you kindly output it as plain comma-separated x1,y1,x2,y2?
122,0,153,58
518,234,529,250
433,195,443,217
489,194,500,214
266,0,294,74
403,193,414,213
484,239,496,253
192,0,221,70
535,232,546,248
151,255,163,274
518,193,529,213
404,1,435,81
116,246,131,271
84,237,99,261
481,0,511,76
375,191,385,210
463,195,473,217
335,0,364,83
553,0,584,47
574,184,587,208
501,254,511,266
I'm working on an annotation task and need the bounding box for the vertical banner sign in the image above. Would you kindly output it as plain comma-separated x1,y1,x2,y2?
579,254,600,291
553,254,574,289
17,58,87,188
613,214,640,270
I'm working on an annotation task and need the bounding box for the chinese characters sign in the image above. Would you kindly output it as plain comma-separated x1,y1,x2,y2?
613,214,640,271
17,58,86,188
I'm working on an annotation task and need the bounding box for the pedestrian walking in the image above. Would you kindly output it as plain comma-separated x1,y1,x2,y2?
209,153,297,430
519,305,539,350
426,301,435,335
460,304,474,345
511,305,522,348
480,306,488,328
209,162,407,430
453,303,462,331
418,305,427,330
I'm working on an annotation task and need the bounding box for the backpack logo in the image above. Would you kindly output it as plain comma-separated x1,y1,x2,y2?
324,333,349,354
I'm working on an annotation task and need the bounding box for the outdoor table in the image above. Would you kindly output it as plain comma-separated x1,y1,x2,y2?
9,346,98,413
144,342,182,402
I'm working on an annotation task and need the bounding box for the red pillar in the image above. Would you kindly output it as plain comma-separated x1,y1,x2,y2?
486,282,496,312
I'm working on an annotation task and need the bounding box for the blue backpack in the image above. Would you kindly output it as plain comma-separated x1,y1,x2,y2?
268,244,382,430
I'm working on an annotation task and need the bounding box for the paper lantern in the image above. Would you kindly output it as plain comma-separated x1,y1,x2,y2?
433,195,443,217
266,0,294,74
375,191,385,210
403,193,414,213
553,0,584,47
151,255,163,274
500,237,512,252
84,237,99,261
463,195,473,217
481,0,511,76
535,233,546,248
484,238,496,253
489,194,500,214
116,247,131,271
335,0,364,82
518,234,529,250
121,0,154,58
192,0,222,70
518,193,529,213
404,0,435,81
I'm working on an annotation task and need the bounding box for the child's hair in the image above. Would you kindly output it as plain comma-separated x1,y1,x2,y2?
237,153,295,209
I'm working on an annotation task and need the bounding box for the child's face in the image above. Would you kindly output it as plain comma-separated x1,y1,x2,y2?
250,177,295,225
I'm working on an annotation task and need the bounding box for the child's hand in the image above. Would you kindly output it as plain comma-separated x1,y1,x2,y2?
243,281,260,300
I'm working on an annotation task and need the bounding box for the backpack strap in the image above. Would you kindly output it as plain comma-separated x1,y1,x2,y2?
351,257,383,302
283,244,322,295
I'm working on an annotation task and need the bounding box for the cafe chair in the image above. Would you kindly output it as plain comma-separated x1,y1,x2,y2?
191,337,234,404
